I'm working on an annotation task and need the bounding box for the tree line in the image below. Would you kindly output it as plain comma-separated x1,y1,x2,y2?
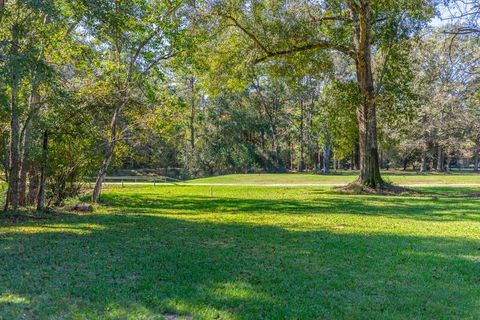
0,0,479,212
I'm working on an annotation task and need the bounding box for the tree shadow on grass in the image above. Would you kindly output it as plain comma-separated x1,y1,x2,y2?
1,211,479,319
97,189,480,223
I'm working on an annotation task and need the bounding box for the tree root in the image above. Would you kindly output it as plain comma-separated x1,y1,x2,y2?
335,181,419,196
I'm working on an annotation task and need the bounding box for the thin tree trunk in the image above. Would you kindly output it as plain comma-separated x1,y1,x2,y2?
18,159,29,206
4,25,21,213
289,139,294,171
474,144,479,172
18,84,40,206
306,98,313,171
298,101,305,172
314,137,320,172
271,127,279,167
352,2,383,188
92,97,126,203
189,77,196,151
36,131,48,211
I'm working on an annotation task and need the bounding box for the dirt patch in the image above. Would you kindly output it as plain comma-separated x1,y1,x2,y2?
64,203,94,213
334,182,420,196
162,313,193,320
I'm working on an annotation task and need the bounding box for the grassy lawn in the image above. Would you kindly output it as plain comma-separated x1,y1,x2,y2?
1,182,480,319
186,172,480,185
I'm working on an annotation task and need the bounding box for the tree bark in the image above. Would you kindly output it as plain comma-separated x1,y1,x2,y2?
4,25,21,213
18,158,29,206
352,2,383,187
92,97,126,203
18,83,40,206
189,77,196,151
474,143,479,172
420,147,428,173
298,100,305,172
322,141,331,174
436,145,444,172
27,166,39,205
354,143,360,170
36,131,48,211
314,136,320,171
446,154,452,172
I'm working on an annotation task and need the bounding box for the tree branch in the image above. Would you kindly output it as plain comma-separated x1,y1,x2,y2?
255,42,355,64
225,14,270,53
142,50,176,75
223,14,355,64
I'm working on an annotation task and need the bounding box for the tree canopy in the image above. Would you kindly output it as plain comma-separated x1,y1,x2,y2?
0,0,479,211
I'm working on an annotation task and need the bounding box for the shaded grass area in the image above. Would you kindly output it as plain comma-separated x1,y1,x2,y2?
1,185,480,319
186,172,480,185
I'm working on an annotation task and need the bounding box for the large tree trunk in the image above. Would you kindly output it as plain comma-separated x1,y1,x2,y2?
27,166,39,205
4,25,21,213
403,158,408,171
354,143,360,170
436,145,444,172
36,131,48,211
353,2,383,188
92,98,125,203
420,146,428,173
446,154,452,172
322,142,331,174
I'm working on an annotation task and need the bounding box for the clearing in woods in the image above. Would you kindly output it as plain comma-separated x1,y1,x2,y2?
0,175,479,319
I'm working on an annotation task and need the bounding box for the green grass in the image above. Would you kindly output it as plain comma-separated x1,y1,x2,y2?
186,171,480,185
1,183,480,319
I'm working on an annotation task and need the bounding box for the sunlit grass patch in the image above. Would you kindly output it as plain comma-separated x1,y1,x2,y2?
1,184,479,319
0,293,30,304
185,172,480,186
0,223,106,235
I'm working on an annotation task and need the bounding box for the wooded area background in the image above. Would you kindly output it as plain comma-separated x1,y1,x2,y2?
0,0,478,212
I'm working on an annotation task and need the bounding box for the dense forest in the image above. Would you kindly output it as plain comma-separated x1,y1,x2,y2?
0,0,479,211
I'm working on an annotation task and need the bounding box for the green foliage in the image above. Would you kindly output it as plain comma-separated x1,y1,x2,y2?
1,0,478,209
320,79,359,158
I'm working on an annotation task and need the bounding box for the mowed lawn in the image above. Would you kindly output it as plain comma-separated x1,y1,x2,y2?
1,182,480,319
185,171,480,186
